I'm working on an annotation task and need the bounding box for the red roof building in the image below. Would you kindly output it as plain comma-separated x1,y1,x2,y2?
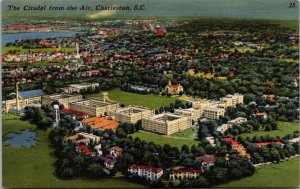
223,137,251,158
77,144,95,156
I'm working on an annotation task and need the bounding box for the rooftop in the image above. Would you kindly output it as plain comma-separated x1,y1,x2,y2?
43,93,82,100
82,117,119,130
19,89,44,99
129,164,162,173
144,113,187,123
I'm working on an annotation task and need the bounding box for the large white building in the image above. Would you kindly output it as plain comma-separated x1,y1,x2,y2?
203,107,225,120
174,108,203,121
142,113,192,135
69,98,119,117
217,117,247,133
61,83,99,94
110,106,154,124
128,164,163,181
41,93,82,108
220,93,244,107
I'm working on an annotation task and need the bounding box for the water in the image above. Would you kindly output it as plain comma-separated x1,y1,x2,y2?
5,129,37,147
2,32,79,46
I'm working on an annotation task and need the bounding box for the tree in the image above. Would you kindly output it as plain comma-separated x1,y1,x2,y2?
115,153,134,174
181,145,190,154
86,163,107,178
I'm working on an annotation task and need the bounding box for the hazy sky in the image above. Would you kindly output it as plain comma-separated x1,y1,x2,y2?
2,0,299,20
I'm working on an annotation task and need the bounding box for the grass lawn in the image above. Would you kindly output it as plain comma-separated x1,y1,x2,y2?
130,130,200,149
170,127,198,139
2,61,70,67
86,88,178,110
238,121,299,139
2,46,76,55
216,157,300,188
2,114,147,188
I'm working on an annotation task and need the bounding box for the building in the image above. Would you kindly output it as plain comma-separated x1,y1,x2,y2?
81,117,119,131
174,108,203,121
165,80,184,95
110,146,123,157
228,117,247,125
254,141,284,148
61,82,99,94
169,168,204,180
142,113,192,135
254,112,268,119
110,106,154,124
217,117,247,134
191,100,211,110
76,144,95,156
220,94,244,107
69,98,119,117
203,107,225,120
100,154,117,169
289,137,300,143
223,137,251,158
4,82,44,113
197,154,215,170
41,93,82,108
65,132,101,144
128,164,163,181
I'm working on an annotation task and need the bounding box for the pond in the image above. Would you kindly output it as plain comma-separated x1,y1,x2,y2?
5,129,37,147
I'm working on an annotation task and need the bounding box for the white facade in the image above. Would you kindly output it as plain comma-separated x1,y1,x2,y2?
128,164,163,181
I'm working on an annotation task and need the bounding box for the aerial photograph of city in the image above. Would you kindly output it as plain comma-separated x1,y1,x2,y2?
1,0,299,188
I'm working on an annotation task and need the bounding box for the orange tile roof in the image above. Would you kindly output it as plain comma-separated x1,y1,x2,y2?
82,117,119,131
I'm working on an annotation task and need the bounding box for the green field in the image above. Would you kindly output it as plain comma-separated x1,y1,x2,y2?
2,113,147,188
170,127,198,139
238,121,299,139
130,130,200,148
86,88,178,110
2,46,76,55
217,157,300,187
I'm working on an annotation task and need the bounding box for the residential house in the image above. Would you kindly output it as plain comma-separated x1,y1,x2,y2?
110,146,123,157
197,154,215,170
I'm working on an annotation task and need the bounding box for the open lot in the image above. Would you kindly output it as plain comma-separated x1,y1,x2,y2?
217,157,300,188
2,113,147,188
130,130,200,148
86,88,178,110
239,121,299,139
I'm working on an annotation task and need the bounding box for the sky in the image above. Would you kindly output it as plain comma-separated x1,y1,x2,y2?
2,0,299,20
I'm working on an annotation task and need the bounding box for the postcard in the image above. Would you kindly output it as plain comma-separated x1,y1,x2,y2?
1,0,299,188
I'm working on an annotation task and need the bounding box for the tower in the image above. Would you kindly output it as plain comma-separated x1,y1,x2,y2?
15,82,20,111
75,43,80,59
53,104,60,123
101,92,109,102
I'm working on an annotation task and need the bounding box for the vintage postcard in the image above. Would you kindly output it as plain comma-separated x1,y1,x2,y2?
1,0,299,188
